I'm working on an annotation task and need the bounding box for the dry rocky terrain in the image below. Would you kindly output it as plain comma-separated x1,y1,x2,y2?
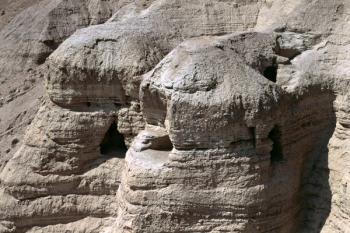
0,0,349,233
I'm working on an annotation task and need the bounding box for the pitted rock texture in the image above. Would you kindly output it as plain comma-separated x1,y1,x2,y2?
0,0,350,233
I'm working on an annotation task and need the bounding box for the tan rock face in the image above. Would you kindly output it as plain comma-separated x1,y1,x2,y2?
45,0,264,106
0,0,349,233
0,0,136,177
0,0,121,76
117,33,337,233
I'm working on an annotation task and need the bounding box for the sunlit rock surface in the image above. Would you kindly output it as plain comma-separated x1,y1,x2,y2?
0,0,349,232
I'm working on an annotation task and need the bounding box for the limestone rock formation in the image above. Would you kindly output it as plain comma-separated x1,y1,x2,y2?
0,0,349,233
0,0,150,177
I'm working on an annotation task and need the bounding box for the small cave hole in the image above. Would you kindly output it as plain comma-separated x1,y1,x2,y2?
263,65,278,83
11,138,19,148
36,53,50,65
87,102,91,107
269,126,283,163
43,40,59,51
100,122,127,158
114,102,122,108
150,134,174,151
36,40,59,65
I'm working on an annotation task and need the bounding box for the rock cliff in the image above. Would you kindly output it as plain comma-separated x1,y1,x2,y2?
0,0,349,232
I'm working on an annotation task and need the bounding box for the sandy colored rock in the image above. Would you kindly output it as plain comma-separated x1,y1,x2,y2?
0,0,147,184
0,0,349,232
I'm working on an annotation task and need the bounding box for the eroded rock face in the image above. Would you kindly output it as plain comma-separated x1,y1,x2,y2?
0,0,131,177
45,0,264,106
0,0,122,75
115,33,337,233
0,0,349,232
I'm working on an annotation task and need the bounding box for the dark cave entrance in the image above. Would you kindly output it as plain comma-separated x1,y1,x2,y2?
269,126,283,162
263,65,278,83
100,121,127,158
37,40,60,65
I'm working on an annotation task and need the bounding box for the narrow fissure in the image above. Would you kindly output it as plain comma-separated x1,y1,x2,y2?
100,121,127,158
269,126,283,162
249,127,256,148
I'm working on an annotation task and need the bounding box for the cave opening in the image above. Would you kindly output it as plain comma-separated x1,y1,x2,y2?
269,126,283,162
100,121,127,158
263,65,278,83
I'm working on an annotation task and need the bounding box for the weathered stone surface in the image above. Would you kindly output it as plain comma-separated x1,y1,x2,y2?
0,0,42,31
0,0,122,76
113,33,337,233
45,0,264,106
0,0,144,186
0,0,350,232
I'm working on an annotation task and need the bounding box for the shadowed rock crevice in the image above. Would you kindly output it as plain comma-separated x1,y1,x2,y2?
269,125,283,162
99,121,127,158
249,127,256,148
36,40,60,65
299,105,336,233
263,65,278,83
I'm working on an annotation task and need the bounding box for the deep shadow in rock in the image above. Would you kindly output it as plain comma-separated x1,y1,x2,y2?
263,65,278,83
100,121,127,158
269,125,284,163
298,92,336,233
